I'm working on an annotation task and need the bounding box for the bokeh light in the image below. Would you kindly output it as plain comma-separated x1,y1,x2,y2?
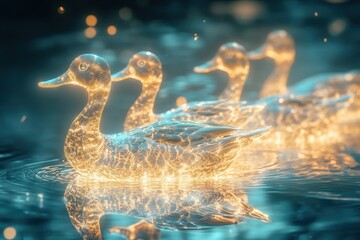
85,27,96,38
3,227,16,240
176,96,187,107
107,25,117,36
57,6,65,14
119,7,133,20
329,19,347,36
85,15,97,27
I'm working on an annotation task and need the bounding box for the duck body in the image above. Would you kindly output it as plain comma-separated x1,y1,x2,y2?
39,54,268,180
112,51,264,131
195,42,352,146
65,178,270,239
84,120,267,180
249,30,359,119
291,70,360,120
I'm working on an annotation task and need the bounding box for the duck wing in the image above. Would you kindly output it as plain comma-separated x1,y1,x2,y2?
128,120,268,149
159,100,264,128
255,94,352,127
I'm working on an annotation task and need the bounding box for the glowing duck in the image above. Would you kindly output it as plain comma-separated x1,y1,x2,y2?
111,51,265,131
38,54,268,180
248,30,359,119
194,42,350,144
65,177,270,239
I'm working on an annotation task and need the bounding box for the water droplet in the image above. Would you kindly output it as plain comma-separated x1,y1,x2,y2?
20,115,27,123
314,11,318,17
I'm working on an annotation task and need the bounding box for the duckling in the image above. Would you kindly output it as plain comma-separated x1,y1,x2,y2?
249,30,360,119
194,42,351,145
111,51,265,131
38,54,268,180
65,177,270,239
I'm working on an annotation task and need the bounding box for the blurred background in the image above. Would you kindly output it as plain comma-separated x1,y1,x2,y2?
0,1,360,239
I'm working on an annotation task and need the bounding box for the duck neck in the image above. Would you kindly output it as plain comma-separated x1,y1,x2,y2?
65,87,110,173
124,76,161,131
219,72,247,102
259,59,293,98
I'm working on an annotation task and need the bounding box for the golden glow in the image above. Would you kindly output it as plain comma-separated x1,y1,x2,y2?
3,227,16,240
119,7,133,20
58,6,65,14
107,25,117,36
84,27,96,38
65,177,269,239
39,54,268,180
176,96,187,106
194,33,199,41
112,50,267,133
329,19,347,36
85,15,97,27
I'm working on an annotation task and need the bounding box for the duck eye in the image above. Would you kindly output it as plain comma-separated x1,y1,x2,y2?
137,60,145,67
79,63,89,71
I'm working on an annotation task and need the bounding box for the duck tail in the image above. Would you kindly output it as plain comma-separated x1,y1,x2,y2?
315,94,352,118
239,201,271,223
216,126,271,154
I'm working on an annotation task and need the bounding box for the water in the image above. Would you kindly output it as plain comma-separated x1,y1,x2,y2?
0,145,359,240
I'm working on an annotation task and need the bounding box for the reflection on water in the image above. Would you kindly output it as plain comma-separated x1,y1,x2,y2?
65,177,269,239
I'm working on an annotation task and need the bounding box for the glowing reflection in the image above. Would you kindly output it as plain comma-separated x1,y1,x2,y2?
20,115,27,123
65,177,269,239
85,15,97,27
38,54,267,180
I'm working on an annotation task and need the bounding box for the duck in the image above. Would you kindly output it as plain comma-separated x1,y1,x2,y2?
38,54,269,180
65,177,270,240
111,51,265,131
194,42,351,145
248,30,359,120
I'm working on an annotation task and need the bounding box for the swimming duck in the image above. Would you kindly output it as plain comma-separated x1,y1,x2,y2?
248,30,360,118
111,51,265,131
194,42,351,144
65,177,270,239
38,54,268,180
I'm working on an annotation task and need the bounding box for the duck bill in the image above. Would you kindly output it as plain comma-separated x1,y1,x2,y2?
38,71,73,88
111,67,132,82
248,45,267,60
193,59,218,73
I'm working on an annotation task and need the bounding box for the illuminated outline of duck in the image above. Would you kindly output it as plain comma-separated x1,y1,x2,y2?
248,30,359,115
112,51,265,131
194,42,351,130
38,54,269,180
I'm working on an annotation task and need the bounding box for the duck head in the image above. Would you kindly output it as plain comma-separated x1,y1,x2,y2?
38,54,111,91
194,42,250,77
112,51,162,84
248,30,295,63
